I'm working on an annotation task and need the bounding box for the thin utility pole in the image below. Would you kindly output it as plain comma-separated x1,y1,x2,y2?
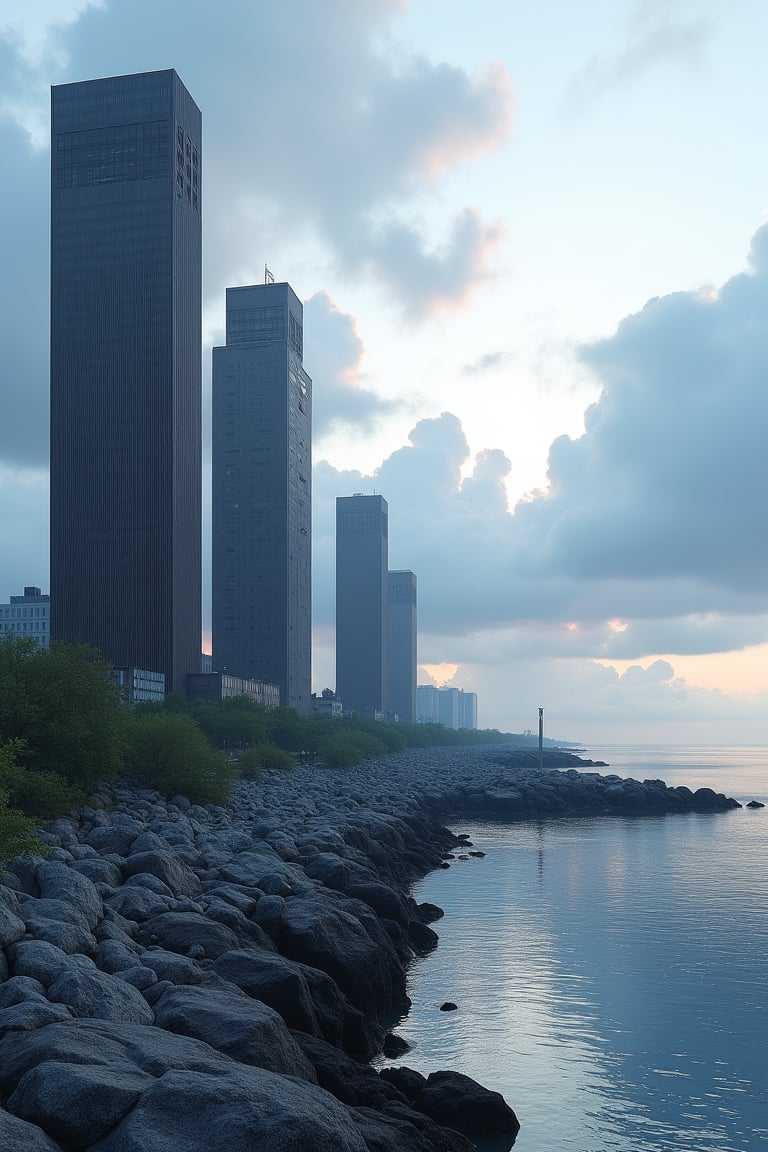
538,707,544,771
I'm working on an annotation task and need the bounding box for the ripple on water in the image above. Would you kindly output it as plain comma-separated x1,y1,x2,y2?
382,750,768,1152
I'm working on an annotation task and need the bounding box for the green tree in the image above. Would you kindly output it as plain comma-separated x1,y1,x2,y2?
191,696,269,749
0,636,123,797
238,743,295,777
123,709,236,804
0,742,47,863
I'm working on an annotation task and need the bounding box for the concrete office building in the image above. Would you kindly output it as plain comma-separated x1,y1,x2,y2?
212,283,311,712
50,70,202,694
0,587,51,649
336,494,388,715
387,570,417,723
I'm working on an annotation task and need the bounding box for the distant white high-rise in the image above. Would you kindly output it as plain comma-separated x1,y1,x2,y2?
416,684,478,730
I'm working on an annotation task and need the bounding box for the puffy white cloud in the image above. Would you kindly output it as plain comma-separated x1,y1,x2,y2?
313,226,768,664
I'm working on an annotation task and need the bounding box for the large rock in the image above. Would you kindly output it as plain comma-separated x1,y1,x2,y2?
36,862,103,930
7,941,72,987
0,902,26,949
0,1109,64,1152
153,983,317,1081
140,949,203,986
48,963,155,1025
212,949,341,1043
290,1031,405,1108
414,1070,520,1136
88,1067,370,1152
279,893,406,1015
137,912,241,959
7,1062,151,1148
0,1002,74,1040
106,886,174,923
121,851,201,898
351,1103,473,1152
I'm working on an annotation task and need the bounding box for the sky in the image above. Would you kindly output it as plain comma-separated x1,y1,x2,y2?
1,0,767,745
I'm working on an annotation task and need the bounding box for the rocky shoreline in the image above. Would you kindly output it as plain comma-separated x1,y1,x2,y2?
0,746,740,1151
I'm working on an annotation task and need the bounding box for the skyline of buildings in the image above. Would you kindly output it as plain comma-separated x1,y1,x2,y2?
49,69,202,695
212,282,312,713
12,65,478,727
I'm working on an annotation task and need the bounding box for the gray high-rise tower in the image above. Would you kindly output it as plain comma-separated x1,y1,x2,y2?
336,494,388,715
212,283,312,712
387,570,417,723
50,69,202,694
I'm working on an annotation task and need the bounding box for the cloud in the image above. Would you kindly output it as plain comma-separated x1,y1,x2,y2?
303,292,398,440
461,350,506,376
566,0,710,112
312,225,768,661
0,0,512,479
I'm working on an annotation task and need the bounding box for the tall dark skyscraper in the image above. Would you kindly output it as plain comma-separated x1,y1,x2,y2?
50,70,202,694
212,283,312,712
387,570,417,723
336,494,388,715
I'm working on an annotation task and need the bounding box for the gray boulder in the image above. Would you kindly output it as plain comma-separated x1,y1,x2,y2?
351,1104,473,1152
212,948,332,1039
414,1070,520,1136
250,893,287,940
36,862,103,930
0,1002,74,1039
137,912,241,959
88,1066,369,1152
84,825,139,856
106,885,174,922
121,851,201,897
21,915,98,957
70,859,123,887
0,976,48,1007
7,940,73,987
0,902,26,949
123,872,174,896
291,1031,405,1108
7,1061,151,1148
153,984,317,1081
140,949,203,985
280,893,405,1015
0,1108,64,1152
48,963,155,1025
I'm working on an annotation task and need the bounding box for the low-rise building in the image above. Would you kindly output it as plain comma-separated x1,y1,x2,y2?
113,667,166,706
186,672,279,708
0,587,51,649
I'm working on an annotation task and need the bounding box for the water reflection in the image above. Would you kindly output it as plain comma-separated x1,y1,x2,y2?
382,750,767,1152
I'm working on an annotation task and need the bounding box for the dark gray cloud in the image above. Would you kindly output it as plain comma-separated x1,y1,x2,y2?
303,292,398,439
313,227,768,659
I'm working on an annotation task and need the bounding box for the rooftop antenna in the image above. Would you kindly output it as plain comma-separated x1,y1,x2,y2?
264,264,274,285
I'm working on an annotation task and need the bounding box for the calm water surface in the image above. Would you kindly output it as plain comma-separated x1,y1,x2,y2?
382,746,768,1152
